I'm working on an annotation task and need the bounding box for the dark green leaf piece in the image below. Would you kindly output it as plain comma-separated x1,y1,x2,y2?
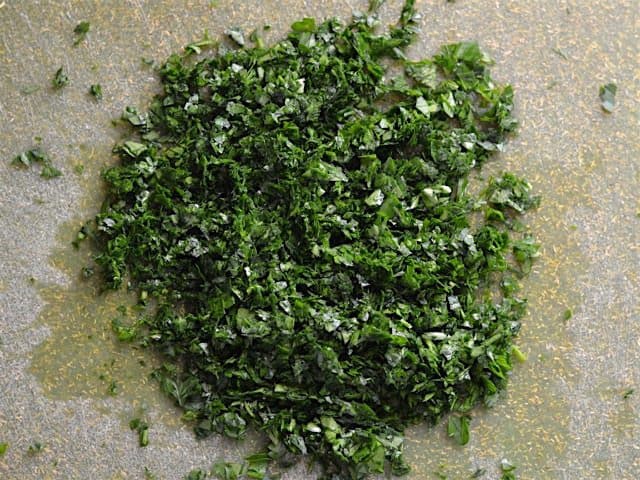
599,82,617,113
185,470,208,480
52,67,69,89
484,173,540,215
73,20,90,45
447,415,471,445
500,458,517,480
226,27,246,47
129,418,149,447
27,442,43,455
11,148,62,179
87,1,537,478
144,467,157,479
90,84,103,100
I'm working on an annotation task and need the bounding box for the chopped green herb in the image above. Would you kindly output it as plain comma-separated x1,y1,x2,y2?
73,20,90,45
623,388,634,399
52,67,69,89
511,345,527,363
500,459,517,480
512,236,541,275
27,441,43,455
484,173,540,215
11,148,62,179
41,163,63,179
85,1,538,477
211,461,243,480
144,467,157,479
184,470,208,480
90,83,103,100
185,31,217,55
111,317,137,342
0,443,7,456
551,47,569,60
225,27,245,47
107,379,118,396
563,308,573,321
599,82,617,113
447,415,471,445
129,418,149,447
248,29,264,48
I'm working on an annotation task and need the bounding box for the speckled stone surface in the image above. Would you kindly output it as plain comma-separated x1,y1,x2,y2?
0,1,638,479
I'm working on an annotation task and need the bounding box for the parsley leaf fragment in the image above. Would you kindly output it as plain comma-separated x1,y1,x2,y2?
129,418,149,447
11,148,62,179
447,415,471,445
73,20,90,45
52,67,69,89
599,82,617,113
90,83,103,100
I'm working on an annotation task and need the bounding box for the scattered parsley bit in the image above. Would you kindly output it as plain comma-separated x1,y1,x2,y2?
144,467,157,479
107,379,118,396
512,235,541,275
184,470,207,480
11,148,62,179
73,20,90,45
511,345,527,363
210,454,271,480
623,388,634,399
248,29,264,48
52,67,69,89
447,415,471,445
599,82,617,113
185,31,217,56
0,442,7,456
563,308,573,321
551,47,569,60
27,441,43,455
500,459,517,480
129,418,149,447
90,84,103,100
225,26,245,47
484,173,541,215
85,1,538,477
41,162,63,179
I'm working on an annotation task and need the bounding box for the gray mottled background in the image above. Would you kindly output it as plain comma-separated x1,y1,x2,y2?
0,1,638,479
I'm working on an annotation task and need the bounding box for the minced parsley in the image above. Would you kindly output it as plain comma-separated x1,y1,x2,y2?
85,1,538,477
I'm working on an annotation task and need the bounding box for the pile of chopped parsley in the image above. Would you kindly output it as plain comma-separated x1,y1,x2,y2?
89,1,539,478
